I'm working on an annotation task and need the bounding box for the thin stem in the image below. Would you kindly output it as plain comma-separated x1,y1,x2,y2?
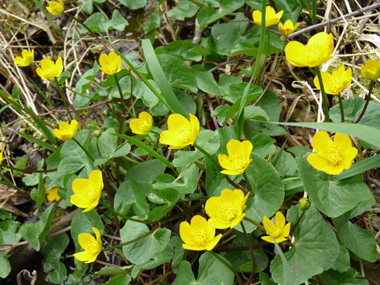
98,200,155,225
0,164,57,173
72,137,95,162
101,222,159,252
241,221,256,285
193,142,243,190
209,251,243,285
290,211,305,233
159,199,207,224
355,80,375,123
338,93,345,122
243,172,253,193
243,217,266,232
54,78,73,120
102,173,120,231
314,66,330,122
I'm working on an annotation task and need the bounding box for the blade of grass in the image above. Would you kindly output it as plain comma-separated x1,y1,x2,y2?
17,131,57,152
141,39,187,117
33,0,55,28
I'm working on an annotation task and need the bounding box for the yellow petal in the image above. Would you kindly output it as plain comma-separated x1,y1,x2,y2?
320,164,344,175
218,154,233,171
168,114,190,132
89,170,103,190
205,234,222,251
229,214,245,229
71,120,79,136
241,140,253,158
182,244,205,251
226,139,241,157
41,58,54,71
189,113,200,145
191,215,209,231
282,222,291,237
261,235,276,243
54,128,64,140
285,41,308,67
72,178,90,195
84,253,98,263
205,196,222,219
333,133,352,149
262,216,275,233
99,53,110,68
209,217,232,229
252,10,262,25
78,233,96,251
312,130,333,155
307,153,329,172
220,189,237,204
74,251,94,262
180,221,195,245
274,236,288,243
275,211,285,228
220,169,244,175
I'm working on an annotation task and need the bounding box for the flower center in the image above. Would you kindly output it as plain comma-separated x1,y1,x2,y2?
232,154,247,170
139,120,150,131
271,226,283,238
325,148,342,166
108,63,117,73
220,203,236,222
330,78,342,93
87,187,99,202
175,127,191,143
88,241,99,253
192,230,207,246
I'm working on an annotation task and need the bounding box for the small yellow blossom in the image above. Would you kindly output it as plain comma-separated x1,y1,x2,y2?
159,113,200,150
54,120,78,141
252,6,284,27
71,170,104,212
180,215,222,251
307,130,358,175
205,189,249,229
99,52,122,75
262,211,291,244
314,65,352,95
278,19,299,37
361,60,380,81
45,184,60,202
73,227,102,263
0,145,4,164
36,57,63,81
130,112,153,135
285,32,334,67
218,139,253,175
14,49,34,67
46,0,64,16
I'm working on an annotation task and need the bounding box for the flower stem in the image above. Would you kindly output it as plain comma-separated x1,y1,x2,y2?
290,210,305,233
54,78,73,121
193,142,243,190
314,66,330,122
159,199,207,224
243,217,266,232
355,80,375,124
241,221,256,285
338,93,345,122
72,137,95,162
101,222,159,252
209,251,243,285
98,200,155,225
243,172,253,193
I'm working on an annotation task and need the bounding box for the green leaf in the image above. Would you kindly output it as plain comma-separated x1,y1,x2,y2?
167,0,200,20
238,153,284,233
250,134,275,158
96,267,130,276
332,210,377,262
330,239,351,273
41,233,69,284
298,155,373,217
142,39,187,117
12,155,28,176
74,62,100,108
157,54,198,93
144,13,161,34
11,85,19,100
287,146,310,158
173,129,220,167
273,151,297,177
191,66,221,96
148,188,180,221
319,268,368,285
35,172,45,212
273,0,301,24
114,180,150,220
0,252,11,278
169,236,185,274
101,275,132,285
121,221,171,264
176,89,197,115
271,205,340,284
19,204,55,251
81,10,128,33
118,0,146,9
54,71,71,85
260,272,277,285
173,252,234,285
197,0,244,30
71,210,103,250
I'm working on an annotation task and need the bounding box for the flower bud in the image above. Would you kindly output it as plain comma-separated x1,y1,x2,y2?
103,109,110,116
94,130,101,138
299,197,310,211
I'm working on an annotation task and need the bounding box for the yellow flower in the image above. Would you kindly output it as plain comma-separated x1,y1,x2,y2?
70,170,104,212
314,65,352,95
218,139,253,175
0,145,4,164
99,52,122,75
46,0,64,16
14,49,34,67
307,131,358,175
361,60,380,81
54,120,78,141
278,19,299,36
36,57,63,81
130,112,153,135
262,211,291,244
285,32,334,67
180,215,222,251
73,227,102,263
159,113,200,150
252,6,283,27
45,185,60,202
205,189,249,229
